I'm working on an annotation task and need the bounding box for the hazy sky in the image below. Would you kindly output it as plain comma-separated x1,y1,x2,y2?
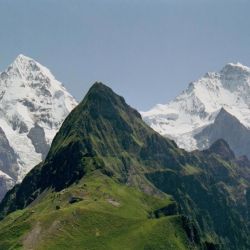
0,0,250,110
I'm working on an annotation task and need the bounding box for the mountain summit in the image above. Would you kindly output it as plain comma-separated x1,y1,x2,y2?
0,54,77,200
142,62,250,156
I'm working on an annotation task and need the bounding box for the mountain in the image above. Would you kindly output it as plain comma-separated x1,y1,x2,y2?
194,108,250,158
0,54,77,200
204,138,235,161
0,83,249,249
142,63,250,157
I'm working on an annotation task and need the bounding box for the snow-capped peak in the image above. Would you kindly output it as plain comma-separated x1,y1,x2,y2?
220,62,250,75
142,62,250,151
14,53,34,63
6,54,62,89
0,54,78,183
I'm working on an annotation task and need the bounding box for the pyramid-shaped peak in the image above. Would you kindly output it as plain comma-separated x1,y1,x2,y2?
208,139,235,160
86,82,122,103
213,108,243,126
89,82,112,92
15,54,34,61
13,54,42,68
81,82,141,120
218,107,230,115
5,54,58,83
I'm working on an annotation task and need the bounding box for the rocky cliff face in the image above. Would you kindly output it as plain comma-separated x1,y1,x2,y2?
195,108,250,159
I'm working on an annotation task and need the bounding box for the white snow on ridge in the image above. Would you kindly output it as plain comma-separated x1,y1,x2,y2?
0,54,78,182
142,63,250,151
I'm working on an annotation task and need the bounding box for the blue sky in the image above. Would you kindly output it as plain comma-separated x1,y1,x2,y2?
0,0,250,110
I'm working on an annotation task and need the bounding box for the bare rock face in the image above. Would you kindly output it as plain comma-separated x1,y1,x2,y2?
0,171,15,201
195,108,250,159
0,127,18,179
0,126,18,201
27,124,50,160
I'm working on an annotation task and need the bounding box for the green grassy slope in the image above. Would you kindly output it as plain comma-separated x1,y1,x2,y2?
0,172,193,250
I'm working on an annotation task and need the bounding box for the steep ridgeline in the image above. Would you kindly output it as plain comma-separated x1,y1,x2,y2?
0,83,249,250
142,63,250,158
0,55,77,200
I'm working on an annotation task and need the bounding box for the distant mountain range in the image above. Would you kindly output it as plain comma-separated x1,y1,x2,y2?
0,83,249,249
0,55,77,200
142,63,250,159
